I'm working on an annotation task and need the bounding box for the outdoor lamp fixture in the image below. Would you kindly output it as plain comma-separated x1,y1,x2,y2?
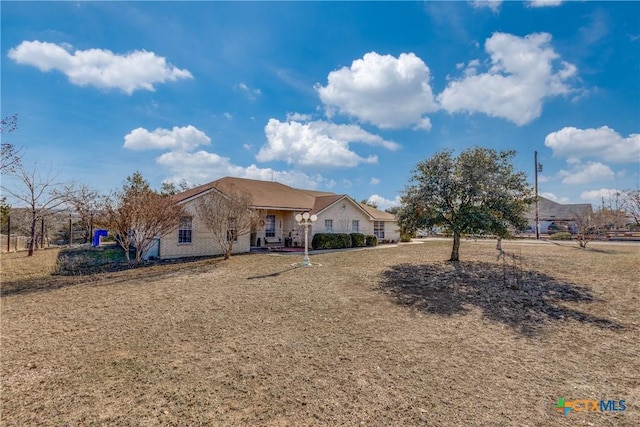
295,212,317,267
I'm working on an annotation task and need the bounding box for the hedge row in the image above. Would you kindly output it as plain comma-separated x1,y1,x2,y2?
311,233,378,250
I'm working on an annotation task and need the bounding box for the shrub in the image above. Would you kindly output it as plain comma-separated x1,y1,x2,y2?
400,233,412,242
549,232,573,240
365,234,378,246
350,233,366,247
312,233,352,250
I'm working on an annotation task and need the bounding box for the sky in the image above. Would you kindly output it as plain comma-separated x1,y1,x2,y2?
2,0,639,210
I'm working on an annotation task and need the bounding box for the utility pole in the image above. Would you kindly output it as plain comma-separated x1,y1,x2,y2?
534,152,543,240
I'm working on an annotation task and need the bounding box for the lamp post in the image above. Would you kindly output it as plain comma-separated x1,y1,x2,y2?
295,212,317,267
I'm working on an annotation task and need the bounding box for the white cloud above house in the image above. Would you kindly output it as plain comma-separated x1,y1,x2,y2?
123,126,211,151
580,188,623,204
540,192,570,204
437,32,577,125
544,126,640,163
257,119,399,168
316,52,438,130
367,194,401,210
8,40,192,94
558,161,615,185
156,150,331,190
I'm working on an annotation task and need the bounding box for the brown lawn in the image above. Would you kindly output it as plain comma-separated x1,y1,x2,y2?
1,239,639,426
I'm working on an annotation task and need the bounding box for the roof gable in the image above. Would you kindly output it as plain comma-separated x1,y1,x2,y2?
172,176,397,222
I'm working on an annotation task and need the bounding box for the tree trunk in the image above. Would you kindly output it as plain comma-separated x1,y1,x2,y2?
449,231,460,262
28,210,37,256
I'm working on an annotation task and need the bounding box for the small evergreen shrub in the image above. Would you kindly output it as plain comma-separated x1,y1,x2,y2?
365,234,378,246
350,233,366,247
312,233,352,250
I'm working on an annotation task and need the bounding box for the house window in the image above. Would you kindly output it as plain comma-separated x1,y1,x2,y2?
325,219,333,233
265,215,276,237
374,221,385,239
227,218,237,242
178,217,192,244
352,220,359,232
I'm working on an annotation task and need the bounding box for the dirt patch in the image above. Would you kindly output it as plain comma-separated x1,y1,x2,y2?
1,240,638,426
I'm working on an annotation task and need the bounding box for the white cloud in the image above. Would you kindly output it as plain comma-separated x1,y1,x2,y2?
8,40,192,94
286,112,312,122
527,0,563,8
471,1,502,13
367,194,401,211
156,150,330,190
123,126,210,151
558,161,614,185
544,126,640,163
580,188,623,204
370,177,381,185
235,82,261,99
437,32,577,125
257,119,399,168
540,192,570,204
223,112,233,120
316,52,438,129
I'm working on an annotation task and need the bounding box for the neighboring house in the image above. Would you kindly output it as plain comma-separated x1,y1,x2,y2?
525,196,593,234
157,177,399,259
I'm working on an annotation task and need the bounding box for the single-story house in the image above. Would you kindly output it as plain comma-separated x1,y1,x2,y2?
525,196,593,234
157,176,399,259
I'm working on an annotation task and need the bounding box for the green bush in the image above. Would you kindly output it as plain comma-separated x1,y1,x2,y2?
312,233,352,250
365,234,378,246
400,233,412,242
549,232,573,240
350,233,366,247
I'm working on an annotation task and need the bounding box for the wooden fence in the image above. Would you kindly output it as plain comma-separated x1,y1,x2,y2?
1,234,51,253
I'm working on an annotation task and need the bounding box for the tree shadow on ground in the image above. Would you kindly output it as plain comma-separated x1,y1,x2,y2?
379,261,623,336
247,265,300,280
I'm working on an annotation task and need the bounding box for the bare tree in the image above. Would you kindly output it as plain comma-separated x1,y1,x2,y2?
60,183,102,243
195,184,258,260
572,207,610,249
102,172,185,265
623,189,640,227
1,164,68,256
1,114,22,173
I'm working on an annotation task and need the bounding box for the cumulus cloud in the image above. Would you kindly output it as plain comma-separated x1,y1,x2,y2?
367,194,401,211
156,150,330,190
558,161,614,185
544,126,640,163
123,126,210,151
316,52,437,129
257,119,399,168
471,1,502,13
580,188,623,204
437,32,577,125
8,40,192,94
370,177,381,185
540,192,570,204
527,0,563,8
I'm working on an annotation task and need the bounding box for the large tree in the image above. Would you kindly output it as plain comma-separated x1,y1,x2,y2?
398,147,534,261
102,172,185,265
195,183,258,260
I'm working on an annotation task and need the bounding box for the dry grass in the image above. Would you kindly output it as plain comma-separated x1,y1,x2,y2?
1,239,638,426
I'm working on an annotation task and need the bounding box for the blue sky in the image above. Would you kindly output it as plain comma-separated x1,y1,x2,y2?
2,1,639,209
